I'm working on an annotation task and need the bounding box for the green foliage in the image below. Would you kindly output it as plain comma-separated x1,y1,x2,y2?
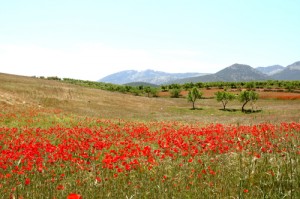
144,86,152,97
204,83,211,90
165,80,300,91
138,85,144,90
182,82,194,90
47,76,61,81
53,77,300,101
285,82,296,92
143,87,158,97
187,87,203,109
239,90,259,112
245,82,255,90
215,91,236,110
62,78,159,96
170,89,182,98
168,84,181,90
150,88,159,97
130,87,141,96
161,85,168,92
195,82,204,88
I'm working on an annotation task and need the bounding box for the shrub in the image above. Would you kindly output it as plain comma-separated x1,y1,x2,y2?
170,89,182,98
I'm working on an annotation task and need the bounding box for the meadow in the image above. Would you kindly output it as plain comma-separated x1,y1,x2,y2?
1,73,300,198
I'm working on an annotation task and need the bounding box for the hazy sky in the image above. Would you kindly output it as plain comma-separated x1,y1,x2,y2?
1,0,299,81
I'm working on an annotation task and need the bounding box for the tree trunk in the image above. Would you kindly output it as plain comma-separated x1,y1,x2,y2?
242,101,248,112
192,101,195,110
222,101,226,110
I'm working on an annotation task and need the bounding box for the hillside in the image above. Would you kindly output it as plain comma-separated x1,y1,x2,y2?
124,82,159,87
99,69,205,85
271,61,300,80
215,64,268,81
256,65,284,75
0,73,177,120
1,73,300,124
170,64,269,83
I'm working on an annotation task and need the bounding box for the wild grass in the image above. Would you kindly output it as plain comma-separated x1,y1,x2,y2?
0,112,299,198
1,73,300,198
1,73,300,124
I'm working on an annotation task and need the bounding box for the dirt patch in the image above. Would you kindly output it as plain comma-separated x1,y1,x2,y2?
258,92,300,100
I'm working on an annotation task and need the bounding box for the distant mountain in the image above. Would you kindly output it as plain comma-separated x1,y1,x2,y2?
271,61,300,80
256,65,285,76
98,61,300,85
170,64,269,83
98,69,206,85
215,64,268,81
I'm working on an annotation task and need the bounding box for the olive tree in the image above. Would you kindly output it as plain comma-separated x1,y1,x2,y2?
144,86,152,97
170,89,181,98
215,91,236,110
187,87,203,109
150,87,159,97
239,90,259,112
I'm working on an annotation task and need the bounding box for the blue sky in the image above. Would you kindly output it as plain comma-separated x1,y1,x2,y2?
1,0,299,80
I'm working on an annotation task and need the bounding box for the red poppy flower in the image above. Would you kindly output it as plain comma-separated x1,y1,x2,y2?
67,193,82,199
56,184,64,190
25,178,30,185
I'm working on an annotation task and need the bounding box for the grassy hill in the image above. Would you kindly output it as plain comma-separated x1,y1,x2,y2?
1,73,300,124
0,73,176,121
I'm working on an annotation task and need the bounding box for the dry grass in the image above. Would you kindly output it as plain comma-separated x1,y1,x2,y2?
1,72,300,125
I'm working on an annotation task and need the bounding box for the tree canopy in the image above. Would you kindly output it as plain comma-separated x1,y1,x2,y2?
215,91,236,110
187,87,203,109
239,90,259,112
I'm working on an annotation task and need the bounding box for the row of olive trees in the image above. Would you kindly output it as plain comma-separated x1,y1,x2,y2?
50,77,299,98
164,80,300,91
187,87,259,112
215,90,259,112
62,78,160,97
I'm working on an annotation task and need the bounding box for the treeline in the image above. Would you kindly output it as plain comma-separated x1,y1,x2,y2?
62,78,159,97
163,80,300,91
40,76,300,97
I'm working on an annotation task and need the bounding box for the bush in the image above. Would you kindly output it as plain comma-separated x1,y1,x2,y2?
170,89,181,98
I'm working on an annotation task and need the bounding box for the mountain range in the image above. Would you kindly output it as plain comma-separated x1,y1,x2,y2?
98,61,300,85
271,61,300,80
255,65,285,75
99,70,208,85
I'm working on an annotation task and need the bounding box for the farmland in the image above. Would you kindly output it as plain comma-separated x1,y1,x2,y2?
1,73,300,198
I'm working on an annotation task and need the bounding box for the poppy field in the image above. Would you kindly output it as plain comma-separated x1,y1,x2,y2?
0,108,300,198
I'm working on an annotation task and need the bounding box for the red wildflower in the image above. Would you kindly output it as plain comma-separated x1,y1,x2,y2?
57,184,64,190
254,153,261,159
25,178,30,185
95,177,101,183
38,166,43,173
67,193,82,199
